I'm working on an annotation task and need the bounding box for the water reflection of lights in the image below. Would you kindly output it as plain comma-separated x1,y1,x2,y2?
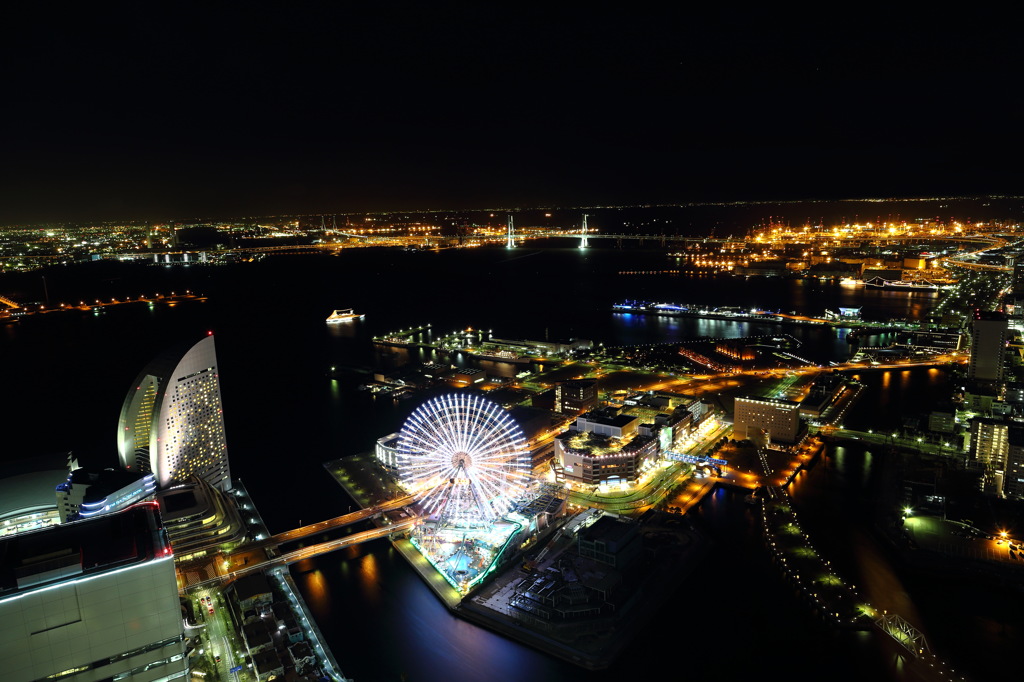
359,552,379,583
304,569,329,604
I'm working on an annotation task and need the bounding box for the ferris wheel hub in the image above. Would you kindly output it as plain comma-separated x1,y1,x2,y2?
451,451,473,469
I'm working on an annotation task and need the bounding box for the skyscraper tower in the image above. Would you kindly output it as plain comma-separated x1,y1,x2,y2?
579,213,589,249
117,334,232,491
505,215,516,248
968,311,1008,383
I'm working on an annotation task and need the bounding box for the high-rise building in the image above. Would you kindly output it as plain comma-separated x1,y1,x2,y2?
118,335,231,491
0,504,187,682
1004,427,1024,501
969,417,1009,496
968,311,1008,383
1013,262,1024,297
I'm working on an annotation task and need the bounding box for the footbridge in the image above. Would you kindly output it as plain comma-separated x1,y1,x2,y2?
180,513,419,591
266,494,413,547
177,496,418,591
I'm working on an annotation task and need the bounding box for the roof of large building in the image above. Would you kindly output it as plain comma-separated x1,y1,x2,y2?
62,467,148,503
579,515,637,549
0,453,69,521
558,430,654,456
233,572,273,603
0,504,170,596
578,410,638,429
736,395,800,408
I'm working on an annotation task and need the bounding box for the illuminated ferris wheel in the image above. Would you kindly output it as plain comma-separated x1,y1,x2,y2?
397,393,531,528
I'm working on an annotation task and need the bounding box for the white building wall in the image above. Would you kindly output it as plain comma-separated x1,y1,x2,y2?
1,557,185,682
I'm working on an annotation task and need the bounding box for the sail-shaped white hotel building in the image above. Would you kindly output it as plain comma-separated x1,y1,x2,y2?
117,334,231,492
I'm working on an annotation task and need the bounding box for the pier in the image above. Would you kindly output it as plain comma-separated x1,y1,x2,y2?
757,455,967,681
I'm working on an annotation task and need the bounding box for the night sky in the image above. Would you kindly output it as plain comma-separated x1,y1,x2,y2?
1,6,1021,223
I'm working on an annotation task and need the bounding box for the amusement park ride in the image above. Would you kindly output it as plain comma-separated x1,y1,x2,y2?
395,394,532,592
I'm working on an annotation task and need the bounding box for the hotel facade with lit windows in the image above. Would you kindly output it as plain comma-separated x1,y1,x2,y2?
117,335,231,492
733,395,802,444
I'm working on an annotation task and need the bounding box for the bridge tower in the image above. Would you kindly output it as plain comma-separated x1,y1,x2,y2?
505,215,515,248
579,214,589,249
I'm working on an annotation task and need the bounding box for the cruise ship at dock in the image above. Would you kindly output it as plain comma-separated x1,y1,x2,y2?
862,277,939,292
612,301,782,322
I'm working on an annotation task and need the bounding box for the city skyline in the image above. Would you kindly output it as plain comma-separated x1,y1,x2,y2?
3,5,1024,679
3,216,1024,679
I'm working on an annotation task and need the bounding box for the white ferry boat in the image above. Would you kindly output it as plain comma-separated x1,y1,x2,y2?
325,308,364,323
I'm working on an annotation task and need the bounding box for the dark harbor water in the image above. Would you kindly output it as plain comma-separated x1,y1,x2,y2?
2,244,1017,680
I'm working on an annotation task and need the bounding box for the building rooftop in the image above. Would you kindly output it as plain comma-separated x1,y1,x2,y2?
234,572,273,603
0,503,171,596
737,395,800,407
0,453,68,522
579,410,639,429
579,515,636,547
559,431,654,457
62,467,147,504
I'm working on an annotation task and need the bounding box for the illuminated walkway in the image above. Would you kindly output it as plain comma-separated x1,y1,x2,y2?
176,495,416,590
180,516,418,590
759,466,965,680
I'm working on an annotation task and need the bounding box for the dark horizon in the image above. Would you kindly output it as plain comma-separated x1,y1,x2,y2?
2,7,1021,224
8,191,1024,228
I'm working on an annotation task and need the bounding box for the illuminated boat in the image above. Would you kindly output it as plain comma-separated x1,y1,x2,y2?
863,277,938,292
326,308,364,323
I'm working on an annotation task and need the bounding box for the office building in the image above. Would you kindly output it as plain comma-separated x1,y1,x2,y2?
968,311,1008,383
970,417,1009,496
556,379,599,414
1003,427,1024,501
117,334,231,492
0,504,187,682
1014,262,1024,297
733,396,802,444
